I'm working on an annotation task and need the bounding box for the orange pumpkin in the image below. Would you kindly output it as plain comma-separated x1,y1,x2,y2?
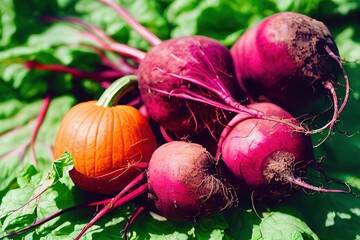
54,76,157,194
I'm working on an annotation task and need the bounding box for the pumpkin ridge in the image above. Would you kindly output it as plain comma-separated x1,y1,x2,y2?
77,104,102,175
62,102,96,174
124,107,142,165
126,107,145,165
116,106,126,171
102,107,116,176
92,106,107,177
109,107,115,173
79,106,98,176
54,102,90,160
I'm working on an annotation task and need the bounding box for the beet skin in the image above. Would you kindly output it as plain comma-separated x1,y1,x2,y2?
147,141,237,221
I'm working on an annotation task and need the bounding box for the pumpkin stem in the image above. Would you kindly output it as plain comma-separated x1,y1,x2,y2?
96,75,138,107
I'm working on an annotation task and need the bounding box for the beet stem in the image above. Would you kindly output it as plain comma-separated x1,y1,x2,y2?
306,45,351,140
159,126,176,142
74,183,147,240
324,45,350,114
151,87,240,113
110,172,147,206
0,197,117,240
29,93,51,165
311,81,339,146
288,177,350,193
215,112,252,159
150,76,305,133
77,43,137,72
122,205,146,240
54,16,146,62
189,49,234,97
25,61,120,87
2,95,52,164
0,203,86,239
97,0,162,46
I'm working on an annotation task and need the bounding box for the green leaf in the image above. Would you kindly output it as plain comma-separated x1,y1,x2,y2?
0,99,41,135
0,96,75,162
0,152,75,234
165,0,319,46
316,0,360,16
271,0,320,13
0,165,42,231
0,98,22,118
26,23,90,51
225,207,319,240
1,0,360,239
0,0,16,47
75,0,169,50
258,211,319,240
0,95,75,201
336,26,360,64
291,174,360,240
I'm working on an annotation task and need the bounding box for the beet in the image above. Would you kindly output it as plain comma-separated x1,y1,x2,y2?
138,35,242,136
218,102,349,200
147,141,237,222
231,12,349,132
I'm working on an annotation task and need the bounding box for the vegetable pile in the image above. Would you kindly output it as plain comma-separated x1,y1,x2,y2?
1,0,360,239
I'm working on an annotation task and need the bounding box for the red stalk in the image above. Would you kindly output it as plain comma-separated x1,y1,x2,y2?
0,170,149,239
325,45,350,114
288,177,351,193
25,61,124,87
0,198,115,240
74,183,148,240
29,93,51,165
79,43,138,73
43,16,146,62
122,205,146,240
98,0,162,46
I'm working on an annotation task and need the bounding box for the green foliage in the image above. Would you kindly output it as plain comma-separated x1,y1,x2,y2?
0,0,359,239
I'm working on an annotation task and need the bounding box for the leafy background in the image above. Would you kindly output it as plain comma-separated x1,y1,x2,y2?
1,0,359,239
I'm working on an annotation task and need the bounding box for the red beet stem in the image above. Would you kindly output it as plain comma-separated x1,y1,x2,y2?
25,61,124,86
308,45,350,140
74,183,147,240
311,81,339,146
215,112,252,159
122,205,146,240
46,16,146,62
29,93,51,165
324,45,350,114
74,173,147,240
79,43,138,73
0,203,88,239
288,177,350,193
98,0,162,46
0,197,116,240
150,70,305,133
150,49,307,133
110,171,146,205
159,126,176,142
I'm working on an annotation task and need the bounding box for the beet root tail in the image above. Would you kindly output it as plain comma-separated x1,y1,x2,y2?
288,177,352,194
